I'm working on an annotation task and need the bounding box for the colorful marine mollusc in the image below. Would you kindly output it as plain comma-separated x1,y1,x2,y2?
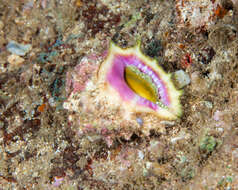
97,41,183,120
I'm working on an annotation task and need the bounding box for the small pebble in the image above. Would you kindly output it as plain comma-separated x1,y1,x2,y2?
138,150,144,160
0,120,4,128
0,20,4,30
7,41,32,56
136,117,143,126
173,70,190,89
7,54,25,66
203,101,213,109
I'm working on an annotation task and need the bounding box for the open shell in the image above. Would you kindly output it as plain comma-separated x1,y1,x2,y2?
97,41,183,120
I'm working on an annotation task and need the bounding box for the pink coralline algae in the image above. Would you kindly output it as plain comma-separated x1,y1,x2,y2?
65,55,100,95
52,176,64,187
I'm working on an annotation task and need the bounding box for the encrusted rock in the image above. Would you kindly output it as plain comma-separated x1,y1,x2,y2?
6,41,32,56
173,70,191,89
7,54,25,66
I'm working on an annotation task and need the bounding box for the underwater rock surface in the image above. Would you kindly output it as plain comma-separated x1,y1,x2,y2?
1,0,238,189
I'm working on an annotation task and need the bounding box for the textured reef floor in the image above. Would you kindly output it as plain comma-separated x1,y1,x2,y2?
1,0,238,189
